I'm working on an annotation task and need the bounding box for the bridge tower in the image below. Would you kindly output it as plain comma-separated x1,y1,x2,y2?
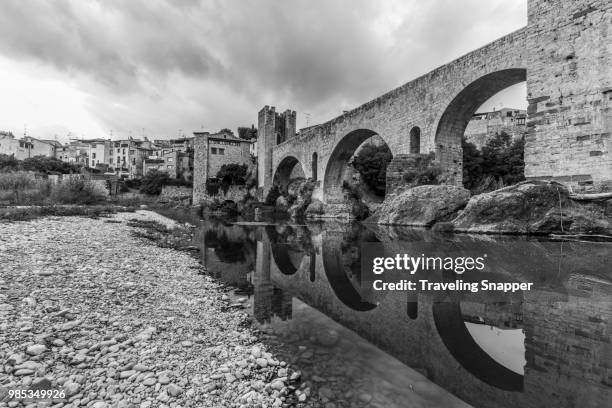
257,106,296,198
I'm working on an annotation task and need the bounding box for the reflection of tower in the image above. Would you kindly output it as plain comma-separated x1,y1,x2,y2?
271,288,293,321
254,241,274,324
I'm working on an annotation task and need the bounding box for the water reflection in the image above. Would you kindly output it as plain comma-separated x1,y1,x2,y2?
184,214,611,408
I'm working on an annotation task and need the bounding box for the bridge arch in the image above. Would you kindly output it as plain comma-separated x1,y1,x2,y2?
273,155,306,192
434,68,527,185
433,301,524,391
323,128,389,203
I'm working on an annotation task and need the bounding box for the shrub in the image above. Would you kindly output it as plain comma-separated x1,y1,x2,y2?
0,172,38,204
403,165,443,185
0,154,20,172
217,164,247,185
462,132,525,193
140,170,169,195
50,177,106,205
21,156,81,174
351,144,392,196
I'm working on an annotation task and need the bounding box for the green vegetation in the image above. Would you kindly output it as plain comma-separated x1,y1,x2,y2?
0,172,106,206
237,125,257,140
139,170,192,195
216,164,247,185
0,154,81,174
351,144,392,196
463,132,525,193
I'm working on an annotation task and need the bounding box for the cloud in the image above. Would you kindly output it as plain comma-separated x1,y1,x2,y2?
0,0,527,139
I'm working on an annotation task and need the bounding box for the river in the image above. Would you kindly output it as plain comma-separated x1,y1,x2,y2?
157,208,612,408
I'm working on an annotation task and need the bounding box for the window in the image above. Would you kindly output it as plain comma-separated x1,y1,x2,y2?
117,148,120,153
312,152,318,181
122,148,125,154
218,148,225,155
132,158,136,165
167,157,174,162
109,158,113,164
167,165,172,169
211,147,217,154
129,150,135,155
92,153,96,159
409,127,421,154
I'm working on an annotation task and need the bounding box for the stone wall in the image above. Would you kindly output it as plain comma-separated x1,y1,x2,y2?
192,132,253,204
160,185,192,201
525,0,612,191
194,184,255,205
385,153,436,195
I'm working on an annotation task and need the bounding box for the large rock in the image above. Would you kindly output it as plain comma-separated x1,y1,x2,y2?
369,185,470,226
451,181,612,235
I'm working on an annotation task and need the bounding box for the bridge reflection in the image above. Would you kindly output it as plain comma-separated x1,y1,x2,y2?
195,219,612,408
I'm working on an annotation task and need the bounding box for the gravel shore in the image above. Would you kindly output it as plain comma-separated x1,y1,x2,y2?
0,211,302,408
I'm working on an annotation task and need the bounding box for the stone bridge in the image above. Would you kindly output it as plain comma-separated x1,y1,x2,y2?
257,0,611,204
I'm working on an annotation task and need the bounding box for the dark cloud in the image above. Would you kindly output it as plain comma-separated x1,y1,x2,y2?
0,0,527,138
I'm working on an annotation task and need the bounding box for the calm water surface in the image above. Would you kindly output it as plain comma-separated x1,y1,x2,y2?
159,209,612,408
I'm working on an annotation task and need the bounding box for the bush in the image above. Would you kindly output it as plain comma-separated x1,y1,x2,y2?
0,154,20,172
351,144,392,196
463,132,525,193
403,165,443,185
50,178,106,205
140,170,169,195
217,164,247,185
0,172,47,204
21,156,81,174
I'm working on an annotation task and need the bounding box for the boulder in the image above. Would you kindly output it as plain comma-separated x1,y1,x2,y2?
369,185,470,226
451,181,612,235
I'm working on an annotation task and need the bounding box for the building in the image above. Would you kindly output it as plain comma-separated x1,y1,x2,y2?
142,148,193,180
153,137,194,153
193,130,254,183
0,132,60,160
57,141,89,165
109,138,156,178
464,107,526,148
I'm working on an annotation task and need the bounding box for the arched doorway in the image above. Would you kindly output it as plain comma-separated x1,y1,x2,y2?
435,68,527,185
409,127,421,154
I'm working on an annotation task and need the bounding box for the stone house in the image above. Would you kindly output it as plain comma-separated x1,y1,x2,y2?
0,133,60,160
192,130,255,203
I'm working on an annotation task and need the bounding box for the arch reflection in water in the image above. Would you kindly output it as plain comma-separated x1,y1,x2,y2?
195,218,612,408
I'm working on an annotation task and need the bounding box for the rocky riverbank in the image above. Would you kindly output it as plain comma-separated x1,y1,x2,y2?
368,181,612,236
0,211,304,408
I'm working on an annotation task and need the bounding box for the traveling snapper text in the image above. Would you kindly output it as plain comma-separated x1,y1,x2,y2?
372,254,486,275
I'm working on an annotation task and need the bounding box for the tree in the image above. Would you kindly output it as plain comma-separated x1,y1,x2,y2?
140,169,169,195
21,156,80,174
463,132,525,193
216,164,248,185
237,125,257,140
462,137,484,191
218,128,234,136
351,144,392,196
0,154,19,172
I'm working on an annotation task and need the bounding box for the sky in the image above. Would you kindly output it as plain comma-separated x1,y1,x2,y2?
0,0,528,142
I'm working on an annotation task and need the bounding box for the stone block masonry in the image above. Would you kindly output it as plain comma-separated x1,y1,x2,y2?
192,131,253,204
